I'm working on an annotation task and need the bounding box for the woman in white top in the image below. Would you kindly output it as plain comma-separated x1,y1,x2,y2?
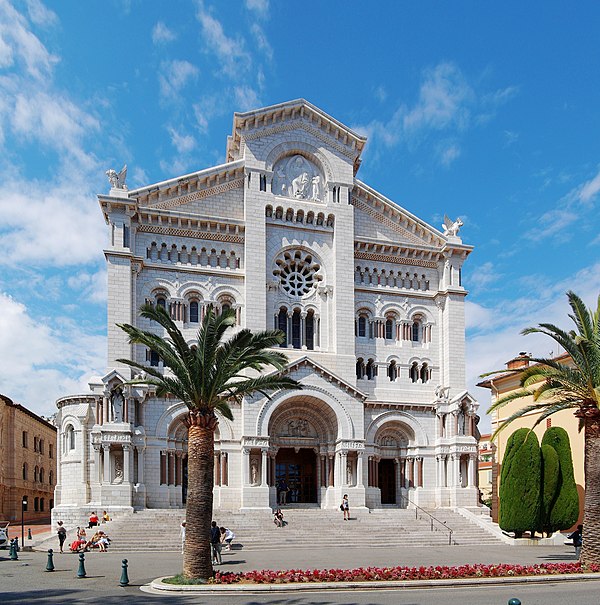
220,526,235,551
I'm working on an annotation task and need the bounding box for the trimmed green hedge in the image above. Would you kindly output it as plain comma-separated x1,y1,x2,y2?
540,443,559,533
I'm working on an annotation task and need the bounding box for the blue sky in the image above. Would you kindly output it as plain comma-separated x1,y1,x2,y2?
1,1,600,429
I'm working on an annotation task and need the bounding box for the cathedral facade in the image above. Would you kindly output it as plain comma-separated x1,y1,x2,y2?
53,100,479,523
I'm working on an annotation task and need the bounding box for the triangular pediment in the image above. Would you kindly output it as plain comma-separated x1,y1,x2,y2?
278,356,367,402
227,99,367,169
353,180,446,248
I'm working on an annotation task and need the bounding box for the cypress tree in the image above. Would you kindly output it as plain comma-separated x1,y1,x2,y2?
541,427,579,532
540,443,559,535
499,428,541,537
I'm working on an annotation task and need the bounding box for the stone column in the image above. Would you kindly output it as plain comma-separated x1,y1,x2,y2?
136,447,145,484
300,312,306,348
328,455,334,487
468,454,476,487
320,455,326,487
221,452,228,486
261,449,268,487
416,457,423,487
356,452,364,487
242,449,250,485
214,453,221,486
103,395,110,424
102,444,110,483
123,445,131,483
168,452,174,485
453,454,461,487
436,455,445,488
93,445,101,482
338,451,347,485
408,458,415,488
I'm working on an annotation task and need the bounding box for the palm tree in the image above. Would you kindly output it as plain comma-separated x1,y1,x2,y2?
485,291,600,564
116,303,300,580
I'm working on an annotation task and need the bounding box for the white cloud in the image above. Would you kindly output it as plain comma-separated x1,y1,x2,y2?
152,21,176,44
24,0,58,28
0,292,105,416
579,169,600,203
0,31,13,67
245,0,269,15
196,6,250,76
250,23,272,62
403,63,473,134
168,126,196,153
0,178,105,267
67,269,107,304
467,261,500,290
234,85,260,111
0,0,58,79
438,143,461,167
158,59,199,101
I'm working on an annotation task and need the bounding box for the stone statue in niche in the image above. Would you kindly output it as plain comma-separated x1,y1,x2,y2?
271,155,325,202
346,460,353,485
114,456,124,484
111,387,124,423
457,406,466,435
250,459,259,485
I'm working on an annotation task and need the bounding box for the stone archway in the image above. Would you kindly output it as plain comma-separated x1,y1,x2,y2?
268,395,338,505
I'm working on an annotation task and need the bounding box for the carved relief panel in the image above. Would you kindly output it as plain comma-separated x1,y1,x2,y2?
272,155,325,202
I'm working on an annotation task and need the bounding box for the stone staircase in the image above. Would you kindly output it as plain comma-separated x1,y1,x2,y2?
59,506,503,553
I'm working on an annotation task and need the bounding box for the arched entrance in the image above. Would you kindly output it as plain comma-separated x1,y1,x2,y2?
268,395,339,506
276,448,317,503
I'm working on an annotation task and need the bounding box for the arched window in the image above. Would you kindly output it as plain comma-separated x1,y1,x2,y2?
39,468,45,484
150,350,160,367
420,363,429,383
189,301,199,323
410,362,419,383
40,498,45,512
278,307,288,347
356,358,365,379
306,310,315,350
65,425,75,451
49,470,54,485
34,497,39,512
388,360,397,382
221,303,231,314
34,466,39,482
22,463,28,481
39,439,44,454
412,319,421,342
34,436,39,452
366,359,376,380
385,318,394,340
291,309,301,349
357,315,367,338
156,296,167,310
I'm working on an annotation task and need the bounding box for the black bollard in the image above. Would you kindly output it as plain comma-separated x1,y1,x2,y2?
77,552,86,578
28,528,32,540
508,599,522,605
9,539,18,561
46,549,55,572
119,558,129,587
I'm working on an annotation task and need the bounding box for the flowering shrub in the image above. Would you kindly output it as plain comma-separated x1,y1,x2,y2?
209,562,600,584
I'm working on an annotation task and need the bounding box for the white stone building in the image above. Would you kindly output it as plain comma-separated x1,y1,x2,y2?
53,99,480,523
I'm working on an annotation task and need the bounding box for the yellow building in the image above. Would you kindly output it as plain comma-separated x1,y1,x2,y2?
0,394,57,523
477,353,584,528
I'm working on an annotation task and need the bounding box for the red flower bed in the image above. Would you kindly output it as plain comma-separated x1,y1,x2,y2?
211,562,600,585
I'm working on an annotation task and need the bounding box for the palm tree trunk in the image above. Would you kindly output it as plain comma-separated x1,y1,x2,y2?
183,411,217,580
581,414,600,565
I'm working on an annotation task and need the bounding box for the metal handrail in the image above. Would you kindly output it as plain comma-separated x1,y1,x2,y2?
398,494,454,545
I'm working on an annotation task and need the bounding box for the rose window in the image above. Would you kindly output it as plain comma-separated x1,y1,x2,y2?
274,250,322,297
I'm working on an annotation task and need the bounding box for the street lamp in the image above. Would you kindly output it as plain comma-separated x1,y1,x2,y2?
21,497,27,550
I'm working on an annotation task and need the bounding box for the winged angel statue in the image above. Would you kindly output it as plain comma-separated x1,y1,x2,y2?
442,215,463,237
106,165,128,190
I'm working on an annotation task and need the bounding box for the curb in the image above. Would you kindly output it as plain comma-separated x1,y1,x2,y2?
149,572,600,593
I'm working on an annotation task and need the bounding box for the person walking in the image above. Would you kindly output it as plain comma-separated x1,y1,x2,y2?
341,494,350,521
57,521,67,553
210,521,222,565
568,524,583,559
180,521,186,554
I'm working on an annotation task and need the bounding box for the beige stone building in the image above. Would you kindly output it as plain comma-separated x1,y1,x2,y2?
0,394,57,522
477,432,494,503
478,353,584,527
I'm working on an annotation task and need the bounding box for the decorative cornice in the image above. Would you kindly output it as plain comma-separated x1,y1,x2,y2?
137,223,245,244
149,177,244,211
354,249,438,269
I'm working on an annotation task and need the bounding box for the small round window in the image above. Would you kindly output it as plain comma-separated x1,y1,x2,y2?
274,250,321,297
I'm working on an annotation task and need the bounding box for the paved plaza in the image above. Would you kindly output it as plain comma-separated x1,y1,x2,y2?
2,539,597,604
